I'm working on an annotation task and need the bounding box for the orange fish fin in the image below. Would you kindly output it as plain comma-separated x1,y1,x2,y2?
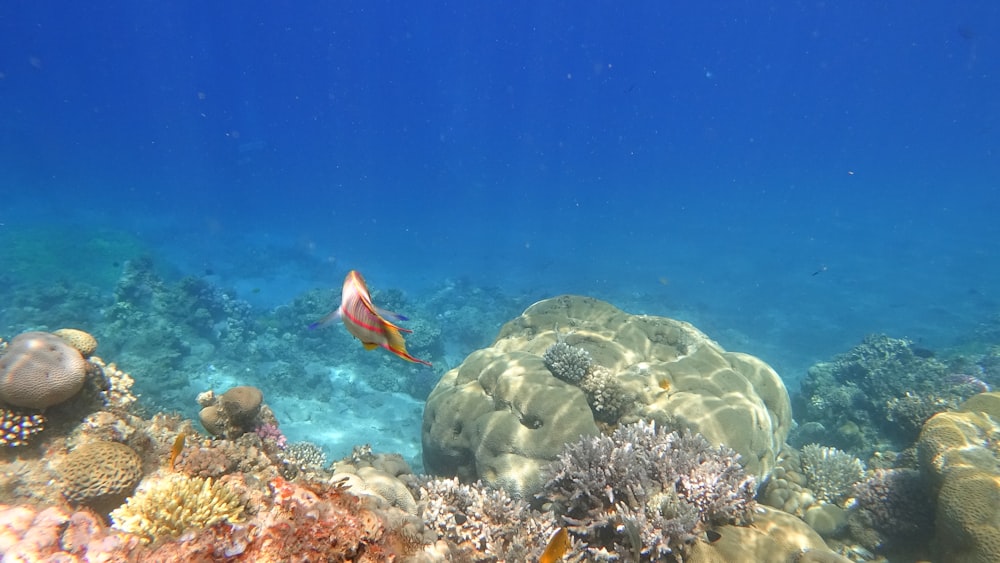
363,342,379,350
539,527,569,563
382,325,432,366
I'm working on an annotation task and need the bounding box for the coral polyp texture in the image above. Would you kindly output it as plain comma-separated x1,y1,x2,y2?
917,392,1000,563
60,440,143,511
422,295,791,499
0,330,88,409
0,408,45,446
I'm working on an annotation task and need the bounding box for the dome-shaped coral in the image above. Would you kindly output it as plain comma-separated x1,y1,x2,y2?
52,328,99,358
61,441,143,510
0,331,88,409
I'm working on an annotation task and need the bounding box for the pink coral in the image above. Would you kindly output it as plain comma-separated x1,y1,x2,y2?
253,422,287,450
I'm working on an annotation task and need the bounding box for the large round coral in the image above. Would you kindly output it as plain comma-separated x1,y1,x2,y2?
918,392,1000,563
60,441,143,511
0,331,89,409
422,295,791,500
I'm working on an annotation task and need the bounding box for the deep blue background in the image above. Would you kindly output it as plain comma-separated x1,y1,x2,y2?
2,2,999,381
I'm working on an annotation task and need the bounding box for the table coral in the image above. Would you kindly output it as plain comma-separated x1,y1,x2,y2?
422,295,791,499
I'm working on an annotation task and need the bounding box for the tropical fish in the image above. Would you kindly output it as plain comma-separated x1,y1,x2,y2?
310,270,432,366
168,432,186,470
539,527,570,563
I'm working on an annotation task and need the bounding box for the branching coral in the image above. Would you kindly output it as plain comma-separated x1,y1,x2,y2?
798,444,865,504
543,335,593,384
110,474,245,543
541,420,756,560
419,476,567,561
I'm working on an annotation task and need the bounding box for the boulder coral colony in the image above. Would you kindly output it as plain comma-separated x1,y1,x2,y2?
1,294,999,561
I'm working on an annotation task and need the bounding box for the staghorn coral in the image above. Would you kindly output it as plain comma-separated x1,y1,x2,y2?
541,420,755,560
110,474,245,543
543,335,593,383
0,330,89,409
419,476,568,561
798,444,865,504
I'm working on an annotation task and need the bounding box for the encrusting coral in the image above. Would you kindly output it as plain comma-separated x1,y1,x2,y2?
110,474,245,543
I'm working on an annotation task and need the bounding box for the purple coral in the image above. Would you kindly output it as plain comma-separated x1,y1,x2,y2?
540,420,755,559
850,468,933,551
253,423,287,450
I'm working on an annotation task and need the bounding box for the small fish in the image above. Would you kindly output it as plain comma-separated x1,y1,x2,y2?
539,527,570,563
310,270,431,366
169,432,186,470
948,373,992,393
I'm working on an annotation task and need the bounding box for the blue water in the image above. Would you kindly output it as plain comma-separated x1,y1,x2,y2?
2,3,999,462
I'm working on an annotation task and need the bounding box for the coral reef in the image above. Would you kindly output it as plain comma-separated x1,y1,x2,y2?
52,328,99,358
792,334,979,455
798,444,865,504
282,441,328,472
423,295,791,499
0,330,88,409
110,474,246,543
197,385,279,440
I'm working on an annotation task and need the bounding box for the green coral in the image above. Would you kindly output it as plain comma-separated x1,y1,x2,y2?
110,475,245,543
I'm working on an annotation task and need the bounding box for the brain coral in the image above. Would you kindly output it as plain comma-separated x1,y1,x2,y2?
0,331,89,409
918,392,1000,563
52,328,99,358
422,295,791,499
61,441,143,510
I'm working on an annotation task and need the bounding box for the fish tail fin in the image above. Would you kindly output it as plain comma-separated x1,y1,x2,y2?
309,309,342,330
383,325,432,366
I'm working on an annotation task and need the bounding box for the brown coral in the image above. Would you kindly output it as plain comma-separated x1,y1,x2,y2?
60,440,143,512
220,385,263,426
52,328,99,358
0,331,88,409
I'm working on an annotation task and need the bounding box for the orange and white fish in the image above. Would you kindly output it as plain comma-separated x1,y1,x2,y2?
310,270,432,366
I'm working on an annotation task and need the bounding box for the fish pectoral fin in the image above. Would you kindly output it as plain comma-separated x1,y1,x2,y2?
375,306,409,322
362,342,379,350
309,309,342,330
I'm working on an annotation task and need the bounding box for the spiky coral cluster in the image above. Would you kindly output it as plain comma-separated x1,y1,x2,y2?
420,477,569,561
541,420,755,560
543,336,593,383
799,444,865,504
110,474,245,543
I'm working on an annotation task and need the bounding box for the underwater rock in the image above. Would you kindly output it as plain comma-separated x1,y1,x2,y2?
422,295,791,500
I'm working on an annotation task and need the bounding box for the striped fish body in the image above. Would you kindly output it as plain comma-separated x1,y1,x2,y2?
317,271,431,366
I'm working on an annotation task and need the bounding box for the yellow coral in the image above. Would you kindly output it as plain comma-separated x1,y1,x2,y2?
110,474,244,543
